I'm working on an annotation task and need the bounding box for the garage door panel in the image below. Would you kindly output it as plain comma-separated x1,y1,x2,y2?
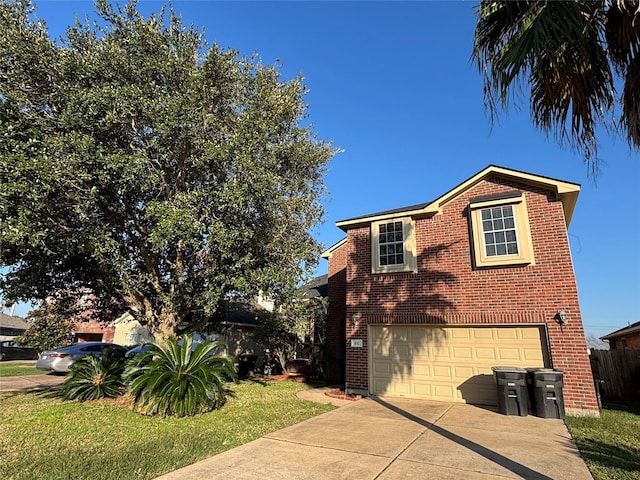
472,328,494,340
430,346,451,359
372,360,393,376
394,344,410,357
497,348,521,361
523,348,545,363
495,328,519,340
370,325,547,406
411,363,431,378
432,365,452,379
412,383,432,397
475,347,496,360
452,347,473,360
453,366,475,379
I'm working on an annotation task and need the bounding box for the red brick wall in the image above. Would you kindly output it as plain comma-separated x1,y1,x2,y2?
333,175,598,414
73,320,115,343
609,333,640,350
326,243,347,383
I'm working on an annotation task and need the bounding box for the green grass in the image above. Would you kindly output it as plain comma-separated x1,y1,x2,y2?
0,379,334,480
0,362,42,377
566,401,640,480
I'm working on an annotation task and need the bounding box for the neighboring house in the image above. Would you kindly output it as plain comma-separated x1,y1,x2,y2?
72,320,115,343
209,298,269,361
110,312,154,347
601,321,640,350
299,274,328,300
297,274,328,345
0,313,30,341
322,165,599,416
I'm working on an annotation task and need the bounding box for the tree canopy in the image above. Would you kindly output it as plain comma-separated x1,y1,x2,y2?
0,0,336,338
473,1,639,177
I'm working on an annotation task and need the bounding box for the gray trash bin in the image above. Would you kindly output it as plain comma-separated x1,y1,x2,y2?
526,368,565,419
492,366,528,416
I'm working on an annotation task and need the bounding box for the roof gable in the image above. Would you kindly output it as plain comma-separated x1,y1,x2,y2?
335,165,580,230
601,320,640,340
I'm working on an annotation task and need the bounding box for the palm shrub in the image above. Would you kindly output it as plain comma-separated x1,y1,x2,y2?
62,348,127,401
125,335,237,417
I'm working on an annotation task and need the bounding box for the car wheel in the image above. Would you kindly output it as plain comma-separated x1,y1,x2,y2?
0,352,5,361
32,352,39,360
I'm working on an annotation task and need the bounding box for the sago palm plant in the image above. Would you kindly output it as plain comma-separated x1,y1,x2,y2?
62,348,127,401
125,335,237,417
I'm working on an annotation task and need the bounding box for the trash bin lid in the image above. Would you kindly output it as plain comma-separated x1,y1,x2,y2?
491,366,527,373
526,367,553,373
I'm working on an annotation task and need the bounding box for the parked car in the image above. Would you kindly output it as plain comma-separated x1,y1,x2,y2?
36,342,127,373
125,343,153,358
0,340,39,361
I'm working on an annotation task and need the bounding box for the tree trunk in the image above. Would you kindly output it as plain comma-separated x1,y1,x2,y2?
149,309,181,341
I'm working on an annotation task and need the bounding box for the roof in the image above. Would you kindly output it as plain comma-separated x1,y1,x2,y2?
335,165,580,231
321,237,347,259
0,313,29,331
601,321,640,340
298,274,328,299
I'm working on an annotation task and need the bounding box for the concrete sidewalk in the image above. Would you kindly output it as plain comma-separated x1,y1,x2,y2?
0,373,64,391
156,394,592,480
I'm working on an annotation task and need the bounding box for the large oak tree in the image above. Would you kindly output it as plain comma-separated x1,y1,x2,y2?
0,0,336,338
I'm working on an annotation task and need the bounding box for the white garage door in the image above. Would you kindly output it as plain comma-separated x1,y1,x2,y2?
370,325,549,405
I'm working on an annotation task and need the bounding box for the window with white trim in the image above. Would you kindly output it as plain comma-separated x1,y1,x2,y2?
469,193,535,268
371,217,417,274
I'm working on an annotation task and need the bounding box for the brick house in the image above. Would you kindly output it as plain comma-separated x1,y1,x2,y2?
322,165,599,416
601,321,640,350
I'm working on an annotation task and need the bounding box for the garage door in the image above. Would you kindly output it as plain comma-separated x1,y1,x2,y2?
370,325,549,405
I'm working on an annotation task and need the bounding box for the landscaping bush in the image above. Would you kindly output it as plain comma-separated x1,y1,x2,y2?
125,335,237,417
62,348,127,401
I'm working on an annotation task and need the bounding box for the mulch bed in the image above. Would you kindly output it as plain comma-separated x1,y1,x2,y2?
324,387,362,401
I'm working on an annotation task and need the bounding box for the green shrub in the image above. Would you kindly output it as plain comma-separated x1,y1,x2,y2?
62,348,127,401
125,335,237,417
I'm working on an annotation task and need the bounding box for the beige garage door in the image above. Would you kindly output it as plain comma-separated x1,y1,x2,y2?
370,325,549,405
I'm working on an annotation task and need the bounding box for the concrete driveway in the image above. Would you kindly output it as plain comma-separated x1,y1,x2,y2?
156,394,592,480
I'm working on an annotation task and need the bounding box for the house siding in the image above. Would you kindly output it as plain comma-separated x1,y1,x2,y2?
330,175,599,414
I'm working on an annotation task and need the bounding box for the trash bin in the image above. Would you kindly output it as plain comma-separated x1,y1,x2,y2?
526,368,565,419
238,354,258,379
492,366,528,416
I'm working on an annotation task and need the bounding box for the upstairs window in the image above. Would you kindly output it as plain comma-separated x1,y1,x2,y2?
378,221,405,266
469,192,535,268
481,205,519,257
371,217,417,274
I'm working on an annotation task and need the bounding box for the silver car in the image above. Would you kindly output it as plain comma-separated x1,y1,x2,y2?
36,342,127,373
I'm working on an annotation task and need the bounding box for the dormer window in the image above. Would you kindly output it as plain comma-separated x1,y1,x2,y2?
371,217,417,274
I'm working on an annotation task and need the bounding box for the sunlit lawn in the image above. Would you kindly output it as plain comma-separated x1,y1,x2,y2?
0,380,334,480
566,401,640,480
0,361,41,377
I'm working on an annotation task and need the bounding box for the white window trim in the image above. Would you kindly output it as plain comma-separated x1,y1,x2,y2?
470,195,535,268
371,216,417,274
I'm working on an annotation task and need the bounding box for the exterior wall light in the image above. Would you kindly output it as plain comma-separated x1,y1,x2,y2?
555,311,567,325
351,314,360,326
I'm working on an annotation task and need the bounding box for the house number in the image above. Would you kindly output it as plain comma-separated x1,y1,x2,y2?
351,339,363,348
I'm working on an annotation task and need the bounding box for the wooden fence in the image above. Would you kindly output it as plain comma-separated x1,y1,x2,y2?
590,349,640,401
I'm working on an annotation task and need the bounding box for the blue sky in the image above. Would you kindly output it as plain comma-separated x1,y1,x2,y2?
5,1,639,340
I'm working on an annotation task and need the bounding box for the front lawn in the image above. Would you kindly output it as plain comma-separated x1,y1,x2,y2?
0,380,334,480
0,361,41,377
566,401,640,480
